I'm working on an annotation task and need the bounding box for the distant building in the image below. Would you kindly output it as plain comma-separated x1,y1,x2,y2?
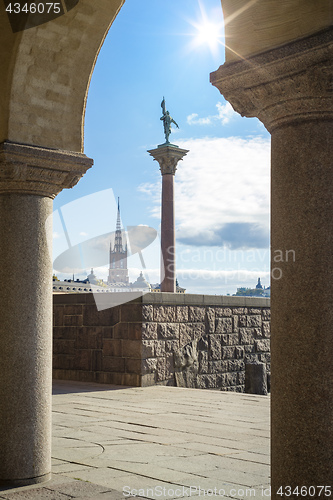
53,198,151,294
151,278,186,294
108,198,129,285
234,277,270,297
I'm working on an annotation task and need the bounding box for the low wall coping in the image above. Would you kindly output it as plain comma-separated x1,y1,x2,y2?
53,292,270,308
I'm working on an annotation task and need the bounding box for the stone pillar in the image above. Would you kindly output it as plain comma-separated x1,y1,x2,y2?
148,144,188,292
0,141,92,486
211,29,333,496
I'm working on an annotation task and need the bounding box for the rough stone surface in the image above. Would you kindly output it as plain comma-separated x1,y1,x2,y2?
245,362,268,396
53,294,270,392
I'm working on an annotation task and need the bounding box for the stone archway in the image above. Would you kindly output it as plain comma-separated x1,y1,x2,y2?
0,0,332,493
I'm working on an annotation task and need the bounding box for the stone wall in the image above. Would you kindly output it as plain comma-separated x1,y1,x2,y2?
53,293,270,391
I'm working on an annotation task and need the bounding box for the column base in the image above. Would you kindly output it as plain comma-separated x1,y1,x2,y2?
0,472,52,488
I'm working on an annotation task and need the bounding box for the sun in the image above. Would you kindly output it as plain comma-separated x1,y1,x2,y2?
195,21,222,49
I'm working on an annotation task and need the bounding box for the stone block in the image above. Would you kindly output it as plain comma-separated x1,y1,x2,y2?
238,315,247,327
215,307,232,317
197,335,208,351
248,308,262,314
237,371,245,385
208,360,228,373
142,304,153,321
142,322,158,340
205,307,215,333
63,304,83,316
245,353,258,363
73,350,92,370
235,346,244,359
75,328,103,350
244,345,255,353
247,315,262,328
228,359,245,371
92,350,102,371
53,306,64,326
179,324,192,347
158,323,179,339
122,340,142,358
53,355,74,370
128,323,142,340
53,340,75,355
155,341,166,357
232,308,247,315
125,358,141,374
209,335,222,360
260,353,271,363
113,322,128,339
199,350,209,373
122,373,141,387
239,328,255,344
154,305,176,322
174,340,198,372
245,362,267,395
197,374,217,389
262,321,271,337
227,334,239,346
120,303,142,322
223,372,238,387
176,306,188,322
262,308,270,320
165,340,180,352
188,306,205,322
83,304,119,326
142,340,155,358
232,315,239,332
215,317,233,333
255,339,270,352
101,326,113,339
156,358,166,382
63,314,82,327
222,346,235,359
102,356,125,373
103,339,122,357
53,326,77,339
142,373,156,386
142,358,157,373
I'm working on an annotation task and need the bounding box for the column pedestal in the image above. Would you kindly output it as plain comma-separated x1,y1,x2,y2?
148,144,188,293
211,28,333,496
0,141,92,486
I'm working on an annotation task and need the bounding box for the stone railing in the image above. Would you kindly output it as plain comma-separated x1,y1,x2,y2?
53,293,270,391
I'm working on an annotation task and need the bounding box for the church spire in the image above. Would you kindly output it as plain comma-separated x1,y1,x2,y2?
114,197,123,252
116,197,121,232
108,197,129,284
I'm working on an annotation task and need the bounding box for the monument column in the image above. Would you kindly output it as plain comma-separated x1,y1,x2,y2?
0,141,92,486
211,29,332,496
148,145,188,292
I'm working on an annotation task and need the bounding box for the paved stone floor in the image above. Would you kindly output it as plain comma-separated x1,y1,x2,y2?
0,381,271,500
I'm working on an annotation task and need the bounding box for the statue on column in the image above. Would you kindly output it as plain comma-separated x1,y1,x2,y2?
160,97,179,143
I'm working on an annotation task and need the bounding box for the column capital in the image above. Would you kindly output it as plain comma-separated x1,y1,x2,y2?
148,144,189,175
0,141,93,198
210,28,333,132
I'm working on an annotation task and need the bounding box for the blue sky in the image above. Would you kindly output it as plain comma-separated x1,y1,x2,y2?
53,0,271,295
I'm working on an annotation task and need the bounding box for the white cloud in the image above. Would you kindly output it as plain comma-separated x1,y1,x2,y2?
187,102,238,127
139,135,271,250
187,113,212,126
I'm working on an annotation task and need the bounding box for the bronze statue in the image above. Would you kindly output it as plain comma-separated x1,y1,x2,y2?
160,98,179,143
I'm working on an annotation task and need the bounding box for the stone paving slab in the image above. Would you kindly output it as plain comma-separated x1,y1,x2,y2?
0,381,270,500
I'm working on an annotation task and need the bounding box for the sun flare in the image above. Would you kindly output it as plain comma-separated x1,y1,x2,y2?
196,21,222,48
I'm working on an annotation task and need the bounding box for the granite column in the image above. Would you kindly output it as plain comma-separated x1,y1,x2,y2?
148,144,188,292
0,141,92,486
211,29,333,496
